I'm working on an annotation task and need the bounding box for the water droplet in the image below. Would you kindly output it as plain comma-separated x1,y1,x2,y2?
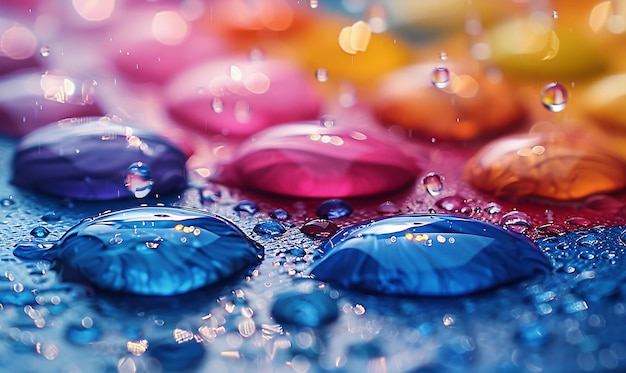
211,97,224,113
216,122,419,198
431,67,450,89
308,214,551,296
500,211,532,233
300,219,339,239
536,223,565,236
234,200,258,215
148,339,205,371
30,226,51,238
576,234,600,248
564,217,592,229
253,221,286,237
516,322,550,348
435,195,466,212
124,162,154,198
41,212,61,222
51,207,264,295
316,199,353,219
315,68,328,82
377,201,400,214
12,117,187,200
319,115,335,128
484,202,503,215
66,319,101,345
541,82,568,112
271,291,338,328
39,45,50,57
439,50,448,61
310,0,319,8
422,172,444,195
552,10,559,19
465,131,626,200
578,250,596,260
1,197,15,207
270,208,290,221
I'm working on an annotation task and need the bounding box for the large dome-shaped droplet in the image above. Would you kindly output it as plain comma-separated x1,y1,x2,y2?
50,207,263,295
464,130,626,201
215,122,419,198
11,117,187,200
308,214,551,296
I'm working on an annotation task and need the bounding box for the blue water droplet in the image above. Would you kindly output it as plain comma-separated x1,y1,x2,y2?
234,200,259,215
1,197,15,207
270,208,290,220
516,322,550,348
11,117,187,200
66,318,101,345
30,226,51,238
308,214,552,296
124,161,154,198
271,291,339,328
148,339,206,371
253,221,286,237
50,207,264,295
316,199,353,219
41,212,61,222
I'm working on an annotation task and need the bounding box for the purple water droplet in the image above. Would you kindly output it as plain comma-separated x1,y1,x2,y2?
233,200,258,215
377,201,400,214
316,199,353,219
11,117,187,200
270,208,290,221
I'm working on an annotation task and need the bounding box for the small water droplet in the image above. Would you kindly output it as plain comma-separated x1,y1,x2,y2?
431,67,450,89
270,208,290,220
234,200,258,215
30,226,51,238
1,197,15,207
253,221,286,237
435,195,466,212
40,45,50,57
579,250,596,260
484,202,502,215
377,201,400,214
565,216,592,229
439,50,448,61
552,10,558,19
315,68,328,82
422,172,444,196
211,97,224,113
41,212,61,222
125,162,154,198
320,115,335,128
310,0,319,8
66,319,101,345
271,291,339,328
300,219,339,238
576,234,600,248
541,82,568,112
536,223,565,236
316,199,353,219
500,211,532,233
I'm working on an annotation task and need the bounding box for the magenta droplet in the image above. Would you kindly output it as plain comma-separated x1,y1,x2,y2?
214,122,419,198
166,58,322,137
